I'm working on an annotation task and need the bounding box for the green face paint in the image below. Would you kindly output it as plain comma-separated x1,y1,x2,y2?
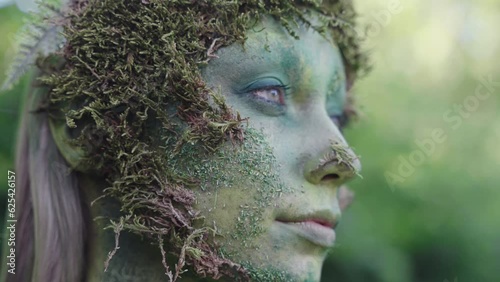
35,0,367,280
185,15,361,281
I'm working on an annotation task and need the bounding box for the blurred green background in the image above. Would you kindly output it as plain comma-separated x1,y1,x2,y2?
1,1,499,281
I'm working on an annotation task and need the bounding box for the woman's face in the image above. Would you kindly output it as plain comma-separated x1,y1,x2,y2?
186,15,360,281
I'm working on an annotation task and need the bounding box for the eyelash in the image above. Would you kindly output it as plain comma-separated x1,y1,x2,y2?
249,85,349,129
250,85,290,106
330,112,349,131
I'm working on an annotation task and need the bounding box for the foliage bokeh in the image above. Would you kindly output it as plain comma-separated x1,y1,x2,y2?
1,0,499,281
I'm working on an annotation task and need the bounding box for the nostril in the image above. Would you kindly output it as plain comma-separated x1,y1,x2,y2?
321,173,340,182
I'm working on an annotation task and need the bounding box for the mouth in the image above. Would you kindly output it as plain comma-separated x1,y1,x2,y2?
275,211,338,248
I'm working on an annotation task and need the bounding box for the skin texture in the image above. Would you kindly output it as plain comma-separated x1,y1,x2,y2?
52,14,360,282
195,16,360,281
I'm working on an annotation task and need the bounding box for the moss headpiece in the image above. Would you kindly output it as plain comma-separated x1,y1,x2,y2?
12,0,368,280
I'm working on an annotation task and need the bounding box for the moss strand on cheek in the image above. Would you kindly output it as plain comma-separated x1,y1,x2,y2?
37,0,367,280
169,128,290,245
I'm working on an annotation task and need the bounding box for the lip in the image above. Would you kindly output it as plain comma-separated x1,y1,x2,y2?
275,210,338,248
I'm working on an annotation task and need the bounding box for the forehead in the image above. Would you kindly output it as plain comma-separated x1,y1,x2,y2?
202,15,345,85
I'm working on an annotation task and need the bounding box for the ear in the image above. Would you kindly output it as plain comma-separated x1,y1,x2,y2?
25,79,86,170
48,113,88,171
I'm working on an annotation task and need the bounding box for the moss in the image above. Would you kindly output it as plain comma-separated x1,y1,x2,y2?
240,262,296,282
169,128,289,249
330,140,362,177
33,0,368,280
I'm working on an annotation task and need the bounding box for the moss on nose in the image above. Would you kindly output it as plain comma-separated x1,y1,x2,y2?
26,0,368,280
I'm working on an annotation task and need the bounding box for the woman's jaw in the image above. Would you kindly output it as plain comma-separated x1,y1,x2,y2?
188,14,360,281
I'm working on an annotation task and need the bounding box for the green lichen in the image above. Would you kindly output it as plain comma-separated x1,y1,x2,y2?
329,140,362,177
33,0,368,280
241,262,296,282
169,128,290,249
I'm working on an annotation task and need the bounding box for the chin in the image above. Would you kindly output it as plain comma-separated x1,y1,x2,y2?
282,254,325,282
242,253,325,282
225,224,329,282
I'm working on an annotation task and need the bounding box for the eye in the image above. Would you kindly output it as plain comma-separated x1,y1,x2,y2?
251,86,287,105
330,112,349,131
238,78,290,116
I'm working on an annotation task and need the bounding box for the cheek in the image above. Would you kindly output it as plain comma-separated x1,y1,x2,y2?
176,128,292,251
193,188,274,252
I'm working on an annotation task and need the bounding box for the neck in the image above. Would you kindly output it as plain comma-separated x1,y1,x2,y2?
80,175,220,282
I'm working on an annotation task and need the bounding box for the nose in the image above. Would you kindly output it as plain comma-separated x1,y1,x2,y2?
303,122,361,186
